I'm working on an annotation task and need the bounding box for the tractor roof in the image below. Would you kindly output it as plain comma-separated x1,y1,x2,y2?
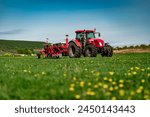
75,30,95,33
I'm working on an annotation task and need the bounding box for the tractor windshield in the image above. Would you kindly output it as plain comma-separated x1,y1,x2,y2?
86,32,95,39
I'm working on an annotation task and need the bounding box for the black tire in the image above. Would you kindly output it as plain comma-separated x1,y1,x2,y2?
68,42,81,58
107,45,113,57
37,53,41,59
101,45,113,57
84,44,97,57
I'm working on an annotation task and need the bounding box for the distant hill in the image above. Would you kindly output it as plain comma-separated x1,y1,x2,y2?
0,39,45,53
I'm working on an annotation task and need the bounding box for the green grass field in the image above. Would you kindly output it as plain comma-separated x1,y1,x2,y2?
0,53,149,100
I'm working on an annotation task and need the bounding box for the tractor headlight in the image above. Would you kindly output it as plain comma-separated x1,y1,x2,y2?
99,42,102,46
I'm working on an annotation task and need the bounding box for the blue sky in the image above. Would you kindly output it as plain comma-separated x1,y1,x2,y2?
0,0,150,46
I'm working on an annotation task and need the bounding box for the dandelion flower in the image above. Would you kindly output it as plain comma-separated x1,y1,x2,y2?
119,89,125,96
119,84,124,88
63,73,67,77
132,71,137,75
109,72,114,76
135,67,140,70
119,80,124,83
130,67,134,70
80,81,85,87
141,69,145,72
70,84,75,87
108,78,113,82
130,91,135,96
112,97,116,100
98,82,102,86
112,81,116,85
109,87,114,91
141,79,145,83
88,82,91,86
69,87,74,92
42,71,46,75
103,77,108,80
23,69,27,72
95,72,100,76
103,84,108,89
75,95,80,99
73,77,76,81
136,89,142,93
94,84,98,88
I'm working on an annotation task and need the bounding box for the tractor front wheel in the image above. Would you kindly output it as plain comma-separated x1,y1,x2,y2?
68,42,81,58
84,44,97,57
101,45,113,57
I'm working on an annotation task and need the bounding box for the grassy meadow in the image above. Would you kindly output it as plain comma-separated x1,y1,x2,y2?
0,53,150,100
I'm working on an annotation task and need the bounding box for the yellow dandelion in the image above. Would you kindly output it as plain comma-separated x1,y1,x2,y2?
141,79,145,83
112,97,116,100
95,72,100,76
42,71,46,75
141,69,145,72
70,84,75,87
119,84,124,88
94,84,98,88
130,67,134,70
109,87,114,91
98,82,102,86
114,86,118,90
80,81,85,87
69,87,74,92
73,77,76,81
63,73,67,77
139,86,143,90
109,72,114,76
128,73,131,76
112,81,116,85
106,92,111,96
108,78,113,82
103,77,108,80
119,89,125,96
130,91,135,96
34,74,38,77
23,69,27,72
132,71,137,75
88,82,92,86
135,67,140,70
90,91,96,96
119,80,124,83
103,84,108,89
75,94,80,99
144,95,149,100
136,89,142,93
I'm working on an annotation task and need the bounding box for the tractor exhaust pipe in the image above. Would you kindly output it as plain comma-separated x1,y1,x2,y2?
66,35,69,47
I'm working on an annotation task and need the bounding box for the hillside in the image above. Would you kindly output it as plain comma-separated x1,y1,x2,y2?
0,39,45,53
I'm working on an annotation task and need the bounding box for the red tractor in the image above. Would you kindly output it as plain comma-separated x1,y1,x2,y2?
37,29,112,59
68,29,113,58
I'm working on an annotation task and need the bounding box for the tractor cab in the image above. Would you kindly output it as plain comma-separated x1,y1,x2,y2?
75,30,99,40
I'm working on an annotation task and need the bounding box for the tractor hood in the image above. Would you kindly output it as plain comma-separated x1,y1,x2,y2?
88,38,105,47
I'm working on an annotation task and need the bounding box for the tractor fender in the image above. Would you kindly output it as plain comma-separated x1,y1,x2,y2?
69,40,81,48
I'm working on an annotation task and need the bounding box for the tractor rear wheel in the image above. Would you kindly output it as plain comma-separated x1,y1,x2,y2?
68,42,81,58
84,44,97,57
101,45,113,57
